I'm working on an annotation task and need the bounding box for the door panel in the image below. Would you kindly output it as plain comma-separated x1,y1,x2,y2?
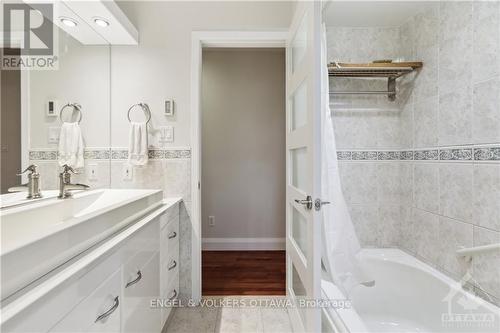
286,1,322,332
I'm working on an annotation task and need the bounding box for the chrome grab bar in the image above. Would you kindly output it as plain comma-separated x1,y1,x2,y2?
457,243,500,261
125,270,142,288
95,296,119,323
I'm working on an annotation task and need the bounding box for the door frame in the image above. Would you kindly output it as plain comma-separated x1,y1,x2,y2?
0,35,30,184
190,31,288,303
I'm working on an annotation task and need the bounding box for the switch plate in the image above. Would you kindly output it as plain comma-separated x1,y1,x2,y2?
122,164,133,181
208,216,215,227
48,127,60,144
164,99,174,116
87,163,98,181
46,100,59,117
159,126,174,144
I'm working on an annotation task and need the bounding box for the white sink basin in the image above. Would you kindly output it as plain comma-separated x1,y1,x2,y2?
0,190,59,209
0,189,163,300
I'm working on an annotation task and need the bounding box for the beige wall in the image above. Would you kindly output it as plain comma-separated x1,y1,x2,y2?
201,48,286,241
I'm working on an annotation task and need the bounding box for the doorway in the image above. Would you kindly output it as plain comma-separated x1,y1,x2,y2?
0,48,22,194
200,48,286,295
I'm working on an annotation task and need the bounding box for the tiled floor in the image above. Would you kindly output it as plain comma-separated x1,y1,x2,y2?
164,297,293,333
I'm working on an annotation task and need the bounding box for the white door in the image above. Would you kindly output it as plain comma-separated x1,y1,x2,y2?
286,1,323,332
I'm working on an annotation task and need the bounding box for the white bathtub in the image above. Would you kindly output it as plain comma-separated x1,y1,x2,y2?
322,249,500,333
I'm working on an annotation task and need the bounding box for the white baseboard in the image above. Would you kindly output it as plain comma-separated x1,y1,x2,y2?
202,237,285,251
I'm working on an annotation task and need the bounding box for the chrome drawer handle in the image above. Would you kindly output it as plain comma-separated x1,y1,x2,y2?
168,289,177,301
168,231,177,239
95,296,119,323
168,260,177,271
125,270,142,288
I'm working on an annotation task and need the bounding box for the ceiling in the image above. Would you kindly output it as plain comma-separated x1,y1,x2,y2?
324,1,435,27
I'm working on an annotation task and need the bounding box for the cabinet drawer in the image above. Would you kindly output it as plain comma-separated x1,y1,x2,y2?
160,203,179,229
3,250,123,333
122,219,159,261
160,244,179,293
122,252,161,333
50,268,122,333
160,274,179,328
160,217,179,255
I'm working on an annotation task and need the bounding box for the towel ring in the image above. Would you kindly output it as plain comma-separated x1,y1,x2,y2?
59,103,82,124
127,103,151,124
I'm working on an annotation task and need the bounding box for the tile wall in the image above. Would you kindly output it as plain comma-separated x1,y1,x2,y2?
327,1,500,305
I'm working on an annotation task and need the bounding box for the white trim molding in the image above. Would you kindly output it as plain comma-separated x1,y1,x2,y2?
202,238,286,251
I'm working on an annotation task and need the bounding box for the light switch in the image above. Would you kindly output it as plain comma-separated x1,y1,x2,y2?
159,126,174,144
48,127,60,144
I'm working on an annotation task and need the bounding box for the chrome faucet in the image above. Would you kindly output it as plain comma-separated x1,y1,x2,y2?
8,164,43,199
58,164,90,199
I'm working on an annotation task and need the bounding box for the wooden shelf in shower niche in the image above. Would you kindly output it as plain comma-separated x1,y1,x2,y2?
328,61,422,78
328,61,423,101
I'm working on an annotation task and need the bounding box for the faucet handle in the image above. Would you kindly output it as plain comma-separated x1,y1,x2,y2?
17,164,38,176
61,164,78,175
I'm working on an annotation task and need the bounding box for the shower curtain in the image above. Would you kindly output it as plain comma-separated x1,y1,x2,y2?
320,24,372,294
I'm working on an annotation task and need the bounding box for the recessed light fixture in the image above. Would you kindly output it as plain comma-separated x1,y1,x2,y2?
60,17,77,27
93,17,110,27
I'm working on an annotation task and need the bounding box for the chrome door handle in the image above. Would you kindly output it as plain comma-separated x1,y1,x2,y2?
295,195,313,210
168,260,177,271
125,270,142,288
168,289,178,300
314,199,331,211
95,296,119,323
168,231,177,239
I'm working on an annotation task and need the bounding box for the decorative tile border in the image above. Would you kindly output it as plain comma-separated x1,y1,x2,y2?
352,151,377,160
400,151,414,160
337,145,500,162
439,148,473,161
30,148,191,161
474,146,500,161
414,149,439,161
377,151,400,160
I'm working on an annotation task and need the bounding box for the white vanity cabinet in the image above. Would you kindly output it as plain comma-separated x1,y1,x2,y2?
1,199,181,333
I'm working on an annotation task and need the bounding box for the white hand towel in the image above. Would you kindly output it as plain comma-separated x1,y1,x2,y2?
128,122,148,166
58,122,85,169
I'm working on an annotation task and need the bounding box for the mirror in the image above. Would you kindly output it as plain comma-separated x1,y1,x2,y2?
1,6,111,204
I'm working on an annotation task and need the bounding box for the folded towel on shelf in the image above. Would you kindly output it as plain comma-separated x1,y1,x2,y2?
128,122,148,166
58,122,85,169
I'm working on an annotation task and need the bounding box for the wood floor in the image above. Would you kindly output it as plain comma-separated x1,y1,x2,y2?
202,251,286,296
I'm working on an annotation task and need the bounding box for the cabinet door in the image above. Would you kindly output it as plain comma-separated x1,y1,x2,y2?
49,268,122,333
122,252,161,333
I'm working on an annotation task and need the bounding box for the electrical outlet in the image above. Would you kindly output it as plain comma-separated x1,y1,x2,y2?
208,216,215,227
87,163,98,181
122,164,133,181
48,127,60,144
